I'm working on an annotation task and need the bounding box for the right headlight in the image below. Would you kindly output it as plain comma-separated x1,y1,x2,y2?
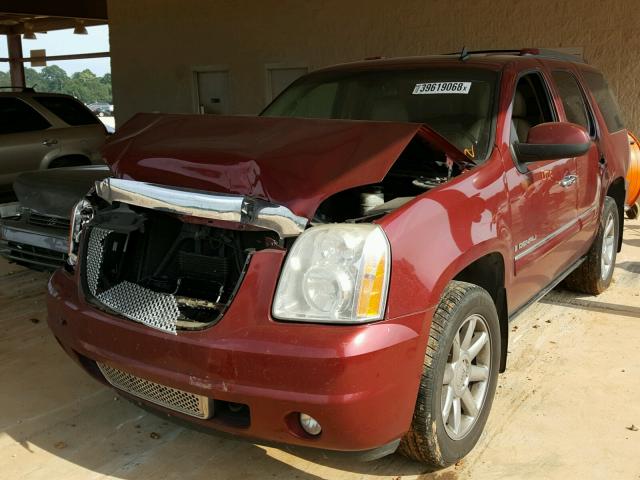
67,198,95,267
272,224,391,324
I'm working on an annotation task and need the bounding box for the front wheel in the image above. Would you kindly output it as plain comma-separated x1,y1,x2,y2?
399,281,501,467
627,203,639,220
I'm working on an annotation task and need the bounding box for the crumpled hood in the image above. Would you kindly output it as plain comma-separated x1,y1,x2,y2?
103,114,466,218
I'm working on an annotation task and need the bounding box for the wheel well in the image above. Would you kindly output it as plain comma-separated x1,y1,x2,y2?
48,155,91,169
606,177,626,251
453,253,509,373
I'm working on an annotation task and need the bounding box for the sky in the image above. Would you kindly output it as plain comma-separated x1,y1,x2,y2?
0,25,111,76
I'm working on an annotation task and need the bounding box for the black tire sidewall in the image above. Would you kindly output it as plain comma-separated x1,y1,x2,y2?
594,197,620,290
429,287,501,464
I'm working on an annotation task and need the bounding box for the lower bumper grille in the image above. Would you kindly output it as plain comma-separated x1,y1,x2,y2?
97,362,213,419
0,240,66,270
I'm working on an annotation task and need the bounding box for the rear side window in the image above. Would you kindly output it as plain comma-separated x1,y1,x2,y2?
582,71,625,133
0,97,51,134
33,96,100,126
552,70,592,134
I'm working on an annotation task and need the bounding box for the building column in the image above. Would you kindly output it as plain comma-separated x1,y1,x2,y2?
7,34,25,88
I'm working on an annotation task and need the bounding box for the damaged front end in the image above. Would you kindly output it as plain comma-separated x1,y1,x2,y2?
69,179,307,334
69,115,470,334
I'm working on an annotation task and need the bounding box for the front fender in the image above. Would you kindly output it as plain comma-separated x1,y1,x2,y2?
378,158,512,318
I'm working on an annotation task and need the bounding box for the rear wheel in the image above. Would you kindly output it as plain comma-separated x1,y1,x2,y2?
565,196,619,294
627,203,639,220
399,281,501,467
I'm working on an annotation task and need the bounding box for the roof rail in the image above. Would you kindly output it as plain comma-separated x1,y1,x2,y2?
0,86,36,92
442,48,586,64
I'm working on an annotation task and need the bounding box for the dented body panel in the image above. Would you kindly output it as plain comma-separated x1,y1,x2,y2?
103,115,466,219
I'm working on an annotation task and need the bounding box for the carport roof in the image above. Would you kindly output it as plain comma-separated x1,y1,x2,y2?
0,0,107,34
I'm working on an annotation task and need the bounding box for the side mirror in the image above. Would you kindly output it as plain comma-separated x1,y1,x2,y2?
513,122,590,163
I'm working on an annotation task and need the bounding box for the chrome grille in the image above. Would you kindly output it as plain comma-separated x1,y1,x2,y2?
86,227,110,294
97,281,180,334
86,227,179,334
97,362,212,419
28,212,70,230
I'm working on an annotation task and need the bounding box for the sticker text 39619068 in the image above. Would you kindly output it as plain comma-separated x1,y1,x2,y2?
413,82,472,95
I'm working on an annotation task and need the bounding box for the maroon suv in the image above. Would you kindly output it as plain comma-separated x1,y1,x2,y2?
47,49,629,467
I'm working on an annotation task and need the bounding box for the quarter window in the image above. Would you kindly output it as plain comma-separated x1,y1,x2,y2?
552,71,592,134
582,71,625,133
0,97,51,134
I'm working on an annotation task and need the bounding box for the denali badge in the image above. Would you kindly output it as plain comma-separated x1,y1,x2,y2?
515,235,537,252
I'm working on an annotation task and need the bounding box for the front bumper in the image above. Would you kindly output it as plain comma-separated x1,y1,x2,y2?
47,249,433,453
1,218,68,269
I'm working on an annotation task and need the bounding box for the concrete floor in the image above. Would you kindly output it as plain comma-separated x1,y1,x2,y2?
1,218,639,480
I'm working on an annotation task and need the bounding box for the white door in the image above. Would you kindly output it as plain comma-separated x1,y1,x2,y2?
266,66,308,103
195,70,230,114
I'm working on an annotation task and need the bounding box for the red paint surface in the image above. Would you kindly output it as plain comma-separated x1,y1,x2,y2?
48,253,432,451
103,115,466,219
48,55,630,452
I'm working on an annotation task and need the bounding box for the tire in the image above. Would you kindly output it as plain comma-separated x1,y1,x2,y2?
565,196,619,295
627,203,639,220
399,281,501,467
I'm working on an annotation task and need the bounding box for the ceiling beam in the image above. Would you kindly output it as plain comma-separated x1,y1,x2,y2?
0,1,108,21
0,18,106,35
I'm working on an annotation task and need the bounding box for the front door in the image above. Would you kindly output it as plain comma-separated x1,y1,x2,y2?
504,72,579,310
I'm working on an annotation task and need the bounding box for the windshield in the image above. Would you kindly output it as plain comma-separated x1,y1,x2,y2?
262,67,498,161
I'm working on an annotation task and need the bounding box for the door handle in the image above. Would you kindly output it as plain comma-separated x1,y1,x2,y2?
560,174,578,187
42,139,58,147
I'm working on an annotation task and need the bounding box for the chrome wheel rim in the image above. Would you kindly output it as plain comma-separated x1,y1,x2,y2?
441,313,491,440
601,213,616,281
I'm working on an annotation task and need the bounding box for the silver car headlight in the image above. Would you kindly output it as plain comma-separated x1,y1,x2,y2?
67,198,95,266
273,224,391,324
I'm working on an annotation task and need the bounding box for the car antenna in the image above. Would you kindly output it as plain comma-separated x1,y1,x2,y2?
459,46,470,62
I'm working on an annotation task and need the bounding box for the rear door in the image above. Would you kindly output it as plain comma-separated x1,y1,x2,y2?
503,71,579,310
0,97,52,189
550,69,601,243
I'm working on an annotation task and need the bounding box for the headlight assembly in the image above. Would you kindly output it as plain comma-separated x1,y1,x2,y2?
272,224,391,324
67,198,95,267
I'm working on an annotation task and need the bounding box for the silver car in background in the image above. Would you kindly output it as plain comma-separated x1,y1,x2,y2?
0,88,107,193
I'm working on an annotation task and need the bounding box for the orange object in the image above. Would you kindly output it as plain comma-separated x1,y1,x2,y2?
627,131,640,206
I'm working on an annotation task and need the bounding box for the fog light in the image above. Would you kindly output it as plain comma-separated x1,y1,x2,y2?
299,413,322,436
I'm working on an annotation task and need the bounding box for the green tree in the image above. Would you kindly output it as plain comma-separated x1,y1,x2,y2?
40,65,69,93
0,70,10,87
0,66,111,104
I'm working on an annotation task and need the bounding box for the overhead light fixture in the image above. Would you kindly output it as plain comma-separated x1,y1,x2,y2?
73,19,88,35
23,22,36,40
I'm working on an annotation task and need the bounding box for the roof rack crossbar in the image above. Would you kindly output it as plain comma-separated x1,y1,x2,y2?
441,48,586,64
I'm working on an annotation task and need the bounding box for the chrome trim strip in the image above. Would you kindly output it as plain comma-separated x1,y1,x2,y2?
578,204,598,222
514,204,597,261
95,178,308,238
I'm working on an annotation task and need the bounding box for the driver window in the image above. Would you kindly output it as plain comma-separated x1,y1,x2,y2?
511,73,555,143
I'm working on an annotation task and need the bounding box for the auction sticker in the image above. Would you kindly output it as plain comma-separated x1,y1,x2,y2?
413,82,472,94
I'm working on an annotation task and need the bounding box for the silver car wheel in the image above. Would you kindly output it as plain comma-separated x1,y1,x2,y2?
441,313,492,441
601,213,616,281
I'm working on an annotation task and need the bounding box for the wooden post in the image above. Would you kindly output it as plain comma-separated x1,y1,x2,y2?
7,34,25,88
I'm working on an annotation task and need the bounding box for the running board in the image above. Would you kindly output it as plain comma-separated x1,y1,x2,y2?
508,256,586,322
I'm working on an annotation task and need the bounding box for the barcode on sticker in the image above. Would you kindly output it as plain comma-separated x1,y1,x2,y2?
413,82,472,95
